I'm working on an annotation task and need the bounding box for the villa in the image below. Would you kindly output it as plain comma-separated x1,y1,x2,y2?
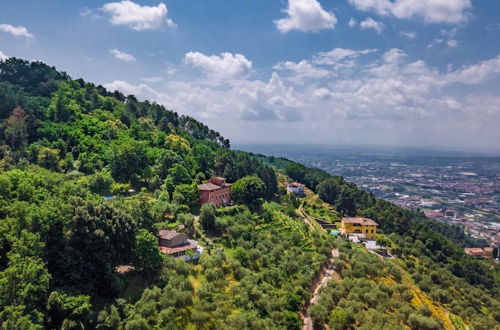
198,177,232,207
341,217,378,239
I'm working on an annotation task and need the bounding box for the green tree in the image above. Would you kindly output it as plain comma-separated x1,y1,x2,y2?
4,106,28,148
329,308,348,330
109,140,147,182
0,231,50,326
193,143,215,174
87,171,114,195
335,186,356,216
177,213,195,235
167,163,191,186
165,134,191,156
285,163,307,182
200,203,217,233
155,149,183,180
46,291,92,329
173,183,199,207
231,175,266,205
37,147,61,171
257,166,278,200
133,229,162,272
317,178,341,204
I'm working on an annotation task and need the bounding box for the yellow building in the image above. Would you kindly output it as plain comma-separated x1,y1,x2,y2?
341,217,378,239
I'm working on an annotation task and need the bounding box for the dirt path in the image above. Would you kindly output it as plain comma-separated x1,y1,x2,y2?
297,203,315,229
301,248,340,330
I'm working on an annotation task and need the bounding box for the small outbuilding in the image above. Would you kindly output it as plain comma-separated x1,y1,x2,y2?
287,182,305,197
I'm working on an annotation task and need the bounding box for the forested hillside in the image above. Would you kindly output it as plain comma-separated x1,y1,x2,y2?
0,58,498,329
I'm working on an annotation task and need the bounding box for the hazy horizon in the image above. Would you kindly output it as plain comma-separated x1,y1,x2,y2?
234,143,500,158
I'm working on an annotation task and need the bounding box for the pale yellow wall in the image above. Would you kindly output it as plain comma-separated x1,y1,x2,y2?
341,222,377,239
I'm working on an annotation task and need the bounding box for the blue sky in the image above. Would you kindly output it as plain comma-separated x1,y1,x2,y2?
1,0,500,152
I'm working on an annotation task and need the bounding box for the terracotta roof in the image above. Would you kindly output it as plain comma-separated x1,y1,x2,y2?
342,217,378,226
198,182,222,191
465,248,484,255
158,230,182,240
115,265,135,274
160,243,197,255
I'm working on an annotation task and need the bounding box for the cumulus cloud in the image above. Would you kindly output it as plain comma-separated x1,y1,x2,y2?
184,51,252,80
273,60,329,83
274,0,337,33
445,55,500,84
238,73,303,121
382,48,407,63
348,18,357,27
348,0,472,24
360,17,385,34
103,80,162,101
0,50,8,60
110,49,136,62
0,24,35,38
103,49,500,150
313,48,377,66
102,0,175,31
447,39,458,47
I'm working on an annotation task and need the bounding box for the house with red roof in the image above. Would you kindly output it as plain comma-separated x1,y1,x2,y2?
198,177,232,207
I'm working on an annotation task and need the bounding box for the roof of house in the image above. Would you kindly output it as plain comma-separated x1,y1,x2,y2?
288,182,304,188
158,230,183,240
160,243,197,255
465,248,484,254
198,182,221,191
115,265,135,274
342,217,378,226
198,179,232,191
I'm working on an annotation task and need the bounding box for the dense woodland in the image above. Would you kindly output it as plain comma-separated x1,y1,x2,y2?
0,58,498,329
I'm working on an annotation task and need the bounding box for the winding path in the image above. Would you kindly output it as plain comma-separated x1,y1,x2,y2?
301,248,340,330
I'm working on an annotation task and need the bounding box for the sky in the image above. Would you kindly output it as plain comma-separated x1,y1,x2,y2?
1,0,500,153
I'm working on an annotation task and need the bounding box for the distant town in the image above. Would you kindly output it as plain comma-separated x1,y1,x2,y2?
237,145,500,248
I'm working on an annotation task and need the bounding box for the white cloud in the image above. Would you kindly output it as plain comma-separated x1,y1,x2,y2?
110,49,136,62
0,24,35,39
447,39,458,47
348,0,472,24
313,47,377,66
102,0,175,31
103,80,161,100
184,51,252,80
400,31,416,39
382,48,407,63
360,17,385,34
274,0,337,33
348,18,357,27
273,60,329,83
238,73,304,121
0,50,8,60
103,50,500,151
446,55,500,84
